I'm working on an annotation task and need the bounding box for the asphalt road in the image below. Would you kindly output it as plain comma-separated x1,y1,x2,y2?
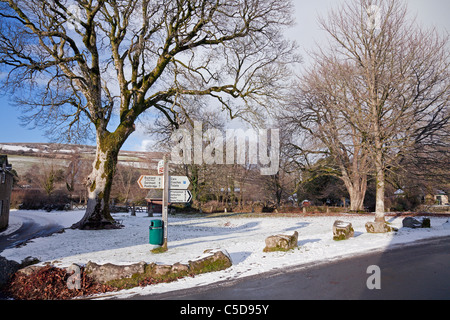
0,212,64,252
136,236,450,300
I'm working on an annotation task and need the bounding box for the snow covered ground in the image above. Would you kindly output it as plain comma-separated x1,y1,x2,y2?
1,209,450,299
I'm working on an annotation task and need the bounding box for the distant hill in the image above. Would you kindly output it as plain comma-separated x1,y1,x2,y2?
0,142,164,175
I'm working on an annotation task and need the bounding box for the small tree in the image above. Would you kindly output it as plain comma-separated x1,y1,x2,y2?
42,167,56,196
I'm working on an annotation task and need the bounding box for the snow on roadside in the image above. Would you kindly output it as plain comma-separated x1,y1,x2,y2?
0,216,23,237
1,210,450,299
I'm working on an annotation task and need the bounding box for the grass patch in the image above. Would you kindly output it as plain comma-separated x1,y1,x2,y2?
151,246,168,254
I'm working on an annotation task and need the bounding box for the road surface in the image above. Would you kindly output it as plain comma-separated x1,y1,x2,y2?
0,211,65,252
135,236,450,300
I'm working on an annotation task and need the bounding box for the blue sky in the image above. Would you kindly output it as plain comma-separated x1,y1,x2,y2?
0,0,448,151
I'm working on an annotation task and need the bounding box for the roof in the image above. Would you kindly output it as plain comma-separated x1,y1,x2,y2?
145,189,163,201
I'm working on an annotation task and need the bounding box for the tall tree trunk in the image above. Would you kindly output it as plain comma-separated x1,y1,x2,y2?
72,126,133,229
348,184,366,211
373,114,386,222
374,151,386,222
343,177,367,212
371,72,386,222
341,159,368,212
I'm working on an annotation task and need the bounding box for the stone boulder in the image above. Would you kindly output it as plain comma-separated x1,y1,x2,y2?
85,261,146,284
171,262,190,274
263,231,298,252
150,264,172,277
84,250,232,284
365,221,394,233
9,256,42,277
333,220,354,240
0,257,20,288
402,217,431,229
17,265,44,276
188,249,232,273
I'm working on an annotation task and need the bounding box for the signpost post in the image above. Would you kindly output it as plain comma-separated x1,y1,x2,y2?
138,156,191,251
162,155,169,250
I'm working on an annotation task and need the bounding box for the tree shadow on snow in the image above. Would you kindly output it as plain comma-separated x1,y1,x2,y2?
229,251,253,265
282,222,310,232
168,220,261,244
298,238,321,246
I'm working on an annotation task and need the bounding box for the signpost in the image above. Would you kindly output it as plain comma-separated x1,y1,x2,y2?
162,155,169,250
157,160,164,174
137,175,190,190
169,190,192,203
168,176,190,189
138,156,191,251
137,175,162,189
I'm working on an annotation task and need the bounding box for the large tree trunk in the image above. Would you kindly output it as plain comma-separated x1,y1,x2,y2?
348,183,366,212
374,132,386,222
374,158,386,222
341,156,368,212
343,176,367,212
72,127,133,229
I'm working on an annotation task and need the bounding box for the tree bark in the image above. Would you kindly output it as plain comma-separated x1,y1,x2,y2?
72,127,133,229
373,109,386,221
374,152,386,222
340,155,368,212
348,183,366,212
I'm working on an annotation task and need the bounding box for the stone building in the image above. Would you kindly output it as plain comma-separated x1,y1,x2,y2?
0,155,14,232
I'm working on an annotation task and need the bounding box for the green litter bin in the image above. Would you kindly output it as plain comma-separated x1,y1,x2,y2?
149,219,164,245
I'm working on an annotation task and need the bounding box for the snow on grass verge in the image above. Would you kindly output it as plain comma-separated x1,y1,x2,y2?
1,210,449,299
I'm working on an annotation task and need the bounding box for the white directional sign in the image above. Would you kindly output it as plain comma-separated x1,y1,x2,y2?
138,176,190,190
169,176,190,189
169,190,192,203
138,175,162,189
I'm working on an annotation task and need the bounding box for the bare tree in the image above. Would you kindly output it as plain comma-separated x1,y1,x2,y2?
0,0,299,229
311,0,449,222
111,163,143,204
283,59,370,211
261,126,298,207
26,159,65,196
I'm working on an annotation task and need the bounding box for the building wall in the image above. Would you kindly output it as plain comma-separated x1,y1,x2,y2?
147,200,163,214
0,171,13,232
435,194,449,205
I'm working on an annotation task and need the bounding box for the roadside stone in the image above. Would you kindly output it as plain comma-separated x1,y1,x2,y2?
152,264,172,277
85,261,146,284
171,262,189,274
16,265,44,276
8,256,42,279
0,257,20,288
333,220,354,241
84,250,232,284
263,231,299,252
365,221,394,233
188,250,232,273
402,217,431,229
21,256,40,266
